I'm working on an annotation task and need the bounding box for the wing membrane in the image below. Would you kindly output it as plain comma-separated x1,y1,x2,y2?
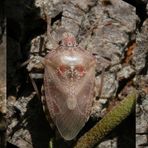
44,60,95,140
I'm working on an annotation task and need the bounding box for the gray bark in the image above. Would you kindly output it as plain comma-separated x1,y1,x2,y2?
5,0,148,148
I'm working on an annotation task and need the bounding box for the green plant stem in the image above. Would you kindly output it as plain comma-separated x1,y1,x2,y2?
74,89,137,148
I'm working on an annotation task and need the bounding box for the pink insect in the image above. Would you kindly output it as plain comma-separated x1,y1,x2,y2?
42,32,96,140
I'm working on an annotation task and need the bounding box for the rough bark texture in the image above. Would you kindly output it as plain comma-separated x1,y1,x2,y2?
5,0,148,148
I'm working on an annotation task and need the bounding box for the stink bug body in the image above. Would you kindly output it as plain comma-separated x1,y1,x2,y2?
43,32,96,140
27,31,116,141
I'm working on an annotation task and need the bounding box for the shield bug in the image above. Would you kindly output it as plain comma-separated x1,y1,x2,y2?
43,32,96,140
27,31,115,141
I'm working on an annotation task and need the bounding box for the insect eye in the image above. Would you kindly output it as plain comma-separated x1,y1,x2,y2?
67,41,72,46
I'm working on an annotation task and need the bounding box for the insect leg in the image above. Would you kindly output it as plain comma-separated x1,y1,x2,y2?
95,69,105,99
44,14,59,49
28,73,42,100
93,52,121,73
